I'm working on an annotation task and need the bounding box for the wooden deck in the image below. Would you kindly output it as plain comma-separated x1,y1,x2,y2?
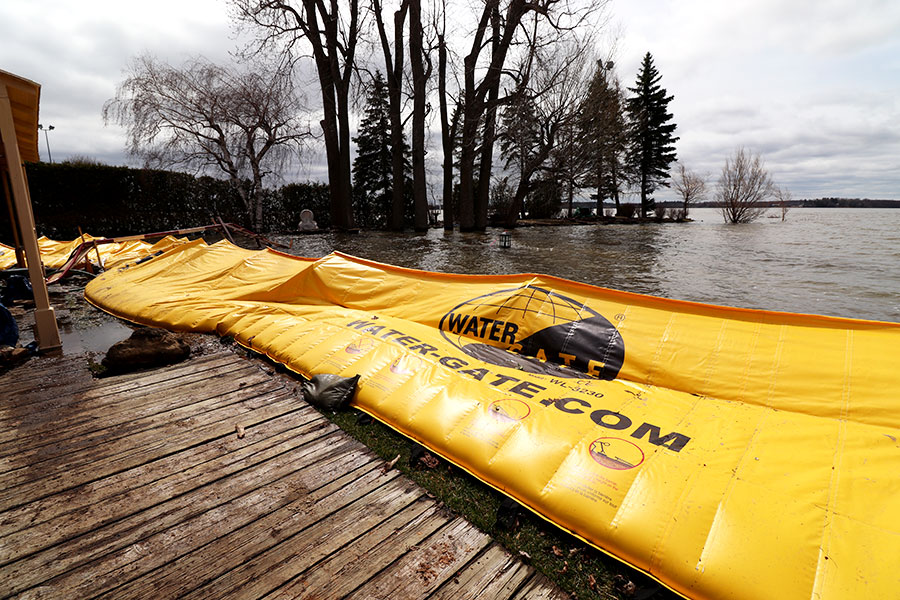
0,350,566,600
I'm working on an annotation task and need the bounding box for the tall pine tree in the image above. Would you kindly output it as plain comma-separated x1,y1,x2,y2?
625,52,678,218
579,60,629,216
352,72,412,229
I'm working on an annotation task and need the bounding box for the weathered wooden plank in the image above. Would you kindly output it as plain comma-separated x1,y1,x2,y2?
0,367,274,461
0,404,322,540
0,390,301,512
0,358,264,437
0,350,565,600
110,470,422,600
2,351,239,402
259,501,452,600
0,378,289,490
0,408,330,564
2,434,371,598
428,543,534,600
509,573,571,600
0,355,91,396
342,518,493,600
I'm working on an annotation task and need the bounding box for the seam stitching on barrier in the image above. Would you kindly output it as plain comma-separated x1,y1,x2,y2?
699,319,728,394
809,330,854,595
693,410,769,576
737,322,762,404
764,325,787,409
646,398,703,573
536,427,598,499
646,313,677,386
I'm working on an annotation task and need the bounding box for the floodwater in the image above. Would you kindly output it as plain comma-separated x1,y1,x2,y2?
276,208,900,323
57,320,132,355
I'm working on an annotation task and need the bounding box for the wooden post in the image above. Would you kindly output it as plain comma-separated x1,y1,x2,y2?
1,169,26,267
0,80,61,353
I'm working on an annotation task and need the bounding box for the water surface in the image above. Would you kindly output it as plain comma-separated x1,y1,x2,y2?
275,208,900,323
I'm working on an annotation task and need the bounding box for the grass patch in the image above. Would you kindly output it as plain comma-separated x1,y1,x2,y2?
325,407,674,600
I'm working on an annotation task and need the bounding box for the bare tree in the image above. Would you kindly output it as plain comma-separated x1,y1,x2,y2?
371,0,411,231
233,0,360,230
774,186,792,221
717,147,775,224
103,54,310,231
497,37,593,228
435,3,462,230
408,0,430,231
671,162,707,219
367,0,432,232
456,0,606,232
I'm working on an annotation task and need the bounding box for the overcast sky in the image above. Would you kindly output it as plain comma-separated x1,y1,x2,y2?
2,0,898,200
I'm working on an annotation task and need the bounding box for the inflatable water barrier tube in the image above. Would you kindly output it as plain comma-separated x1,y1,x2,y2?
0,235,186,271
84,239,900,600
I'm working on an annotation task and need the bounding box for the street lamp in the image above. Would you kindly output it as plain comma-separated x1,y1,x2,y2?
38,123,54,163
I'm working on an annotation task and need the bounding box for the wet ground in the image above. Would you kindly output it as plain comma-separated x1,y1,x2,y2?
4,273,226,373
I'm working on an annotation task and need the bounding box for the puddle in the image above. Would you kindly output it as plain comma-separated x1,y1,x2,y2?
57,320,133,355
17,319,134,356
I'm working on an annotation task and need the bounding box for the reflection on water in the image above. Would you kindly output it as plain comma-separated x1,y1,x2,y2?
58,320,133,355
273,208,900,323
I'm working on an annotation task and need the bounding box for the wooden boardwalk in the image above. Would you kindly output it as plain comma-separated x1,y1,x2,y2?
0,350,566,600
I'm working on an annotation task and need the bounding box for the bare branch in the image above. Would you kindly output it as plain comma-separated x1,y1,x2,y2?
104,53,311,230
717,147,775,224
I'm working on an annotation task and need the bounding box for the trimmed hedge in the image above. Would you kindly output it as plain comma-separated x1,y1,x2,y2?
267,182,331,231
1,162,329,242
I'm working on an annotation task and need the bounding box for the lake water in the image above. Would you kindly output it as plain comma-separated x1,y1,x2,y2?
275,208,900,323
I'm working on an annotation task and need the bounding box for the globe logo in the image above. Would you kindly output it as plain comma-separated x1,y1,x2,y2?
438,285,625,380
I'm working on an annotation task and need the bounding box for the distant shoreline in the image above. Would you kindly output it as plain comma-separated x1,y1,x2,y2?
684,199,900,209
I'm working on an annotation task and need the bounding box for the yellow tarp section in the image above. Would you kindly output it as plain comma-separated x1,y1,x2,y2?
0,235,187,271
85,239,900,600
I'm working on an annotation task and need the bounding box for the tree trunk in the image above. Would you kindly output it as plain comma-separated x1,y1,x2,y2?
410,0,428,231
458,117,477,231
373,0,409,232
458,56,480,232
310,18,354,230
438,33,455,231
612,162,619,214
474,6,503,231
335,88,355,229
502,179,530,228
640,171,648,218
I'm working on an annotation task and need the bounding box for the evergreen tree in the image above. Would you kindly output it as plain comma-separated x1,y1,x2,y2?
352,72,412,229
625,52,678,218
579,61,629,216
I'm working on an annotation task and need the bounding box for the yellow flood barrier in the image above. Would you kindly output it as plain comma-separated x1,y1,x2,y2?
0,234,186,271
85,239,900,600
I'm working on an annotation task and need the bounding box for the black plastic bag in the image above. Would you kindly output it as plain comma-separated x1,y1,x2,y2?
2,275,32,305
301,373,360,411
0,303,18,347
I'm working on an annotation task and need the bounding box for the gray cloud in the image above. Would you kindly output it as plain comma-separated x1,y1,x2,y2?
2,0,898,202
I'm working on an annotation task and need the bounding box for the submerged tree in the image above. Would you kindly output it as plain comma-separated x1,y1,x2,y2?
625,52,678,218
671,162,707,219
774,186,792,221
103,54,310,231
718,148,775,223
